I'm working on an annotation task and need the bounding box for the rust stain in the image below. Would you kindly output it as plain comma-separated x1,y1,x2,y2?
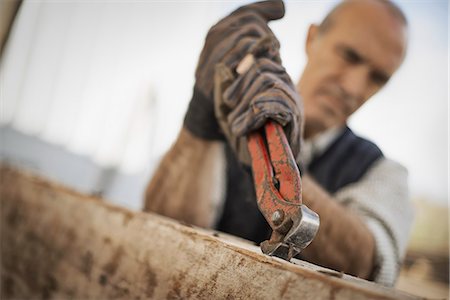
122,211,133,226
110,284,130,298
66,289,76,298
80,251,93,278
196,263,227,299
98,274,108,286
280,278,292,298
2,276,14,298
102,246,124,276
6,204,20,227
225,293,236,300
237,257,246,267
167,271,187,300
41,274,59,299
145,265,158,298
210,270,219,284
66,228,77,242
330,286,338,300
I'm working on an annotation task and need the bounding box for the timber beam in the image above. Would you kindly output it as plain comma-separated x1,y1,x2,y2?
0,166,419,299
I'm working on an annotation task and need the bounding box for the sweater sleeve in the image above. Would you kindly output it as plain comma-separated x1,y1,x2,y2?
334,157,414,286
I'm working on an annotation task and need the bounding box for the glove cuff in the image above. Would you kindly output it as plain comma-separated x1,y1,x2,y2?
184,86,225,140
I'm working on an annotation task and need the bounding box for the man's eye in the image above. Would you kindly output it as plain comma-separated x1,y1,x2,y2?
343,49,362,64
371,72,389,86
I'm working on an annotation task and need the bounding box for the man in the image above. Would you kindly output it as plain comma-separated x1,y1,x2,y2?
144,0,413,287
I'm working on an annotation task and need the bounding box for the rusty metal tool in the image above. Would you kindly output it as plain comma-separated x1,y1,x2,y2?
236,54,319,261
247,121,320,261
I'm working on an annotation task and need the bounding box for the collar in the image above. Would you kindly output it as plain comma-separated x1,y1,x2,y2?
300,126,345,167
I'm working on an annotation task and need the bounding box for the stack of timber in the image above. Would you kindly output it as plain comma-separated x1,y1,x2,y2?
0,165,421,299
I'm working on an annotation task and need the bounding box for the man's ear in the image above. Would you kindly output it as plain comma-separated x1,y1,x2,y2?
305,24,319,57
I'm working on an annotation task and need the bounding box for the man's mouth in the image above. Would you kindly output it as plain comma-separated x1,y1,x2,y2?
317,93,348,120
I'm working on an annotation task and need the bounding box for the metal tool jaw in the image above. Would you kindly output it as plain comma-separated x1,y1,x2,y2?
248,121,320,261
261,205,320,261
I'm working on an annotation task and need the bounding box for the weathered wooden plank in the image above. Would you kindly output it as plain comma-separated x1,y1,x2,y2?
0,165,420,299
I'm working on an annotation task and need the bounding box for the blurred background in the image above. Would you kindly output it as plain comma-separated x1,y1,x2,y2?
0,0,448,298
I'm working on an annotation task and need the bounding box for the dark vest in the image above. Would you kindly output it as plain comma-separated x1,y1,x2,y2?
216,127,383,243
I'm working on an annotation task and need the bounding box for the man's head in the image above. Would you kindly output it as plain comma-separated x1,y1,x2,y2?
297,0,408,138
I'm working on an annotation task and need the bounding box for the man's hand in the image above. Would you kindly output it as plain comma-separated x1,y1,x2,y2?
214,51,303,165
184,1,285,141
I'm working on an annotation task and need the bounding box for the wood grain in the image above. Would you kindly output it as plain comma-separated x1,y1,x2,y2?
0,165,420,299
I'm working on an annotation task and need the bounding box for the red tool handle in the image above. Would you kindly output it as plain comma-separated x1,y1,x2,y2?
248,121,302,230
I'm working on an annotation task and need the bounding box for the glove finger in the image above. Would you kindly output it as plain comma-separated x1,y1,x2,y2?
197,24,266,85
207,23,267,64
247,81,303,131
221,37,259,73
249,34,281,63
207,11,272,51
223,71,268,118
251,57,292,83
250,91,303,159
225,70,296,124
215,10,269,31
222,35,283,77
231,108,289,138
235,57,292,91
232,94,301,158
231,0,285,22
207,0,283,55
197,37,255,94
231,93,294,137
197,8,283,91
228,83,303,156
258,90,304,159
221,32,284,69
222,58,288,109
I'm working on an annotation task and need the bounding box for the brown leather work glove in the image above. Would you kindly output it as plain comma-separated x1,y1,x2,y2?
183,1,285,141
214,40,304,165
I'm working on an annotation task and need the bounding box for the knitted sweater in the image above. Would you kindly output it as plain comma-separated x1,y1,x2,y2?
301,126,414,286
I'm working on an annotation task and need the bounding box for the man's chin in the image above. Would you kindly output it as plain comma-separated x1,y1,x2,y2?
304,119,329,139
304,113,346,138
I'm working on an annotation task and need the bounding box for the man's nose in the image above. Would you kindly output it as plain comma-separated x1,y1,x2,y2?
340,66,368,103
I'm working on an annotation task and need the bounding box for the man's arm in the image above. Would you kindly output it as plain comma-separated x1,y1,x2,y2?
144,127,226,229
300,175,376,279
300,158,413,286
333,158,414,286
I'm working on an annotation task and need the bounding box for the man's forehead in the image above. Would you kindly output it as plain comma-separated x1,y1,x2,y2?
325,0,408,71
320,0,408,46
331,0,405,27
331,0,406,23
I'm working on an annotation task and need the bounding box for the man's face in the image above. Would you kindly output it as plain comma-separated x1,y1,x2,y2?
297,1,408,138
